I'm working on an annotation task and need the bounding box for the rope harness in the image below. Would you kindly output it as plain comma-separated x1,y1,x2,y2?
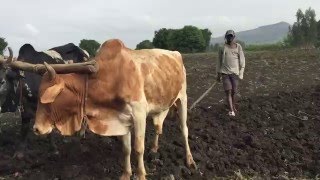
79,74,89,137
18,71,25,113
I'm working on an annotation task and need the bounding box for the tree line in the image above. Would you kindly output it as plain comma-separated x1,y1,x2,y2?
136,26,212,53
285,7,320,48
0,38,8,55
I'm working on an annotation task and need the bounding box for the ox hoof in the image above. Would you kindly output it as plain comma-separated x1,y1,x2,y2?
119,173,131,180
137,175,146,180
151,146,158,153
187,156,197,170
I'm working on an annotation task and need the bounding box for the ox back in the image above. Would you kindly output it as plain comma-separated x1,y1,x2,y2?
49,43,89,61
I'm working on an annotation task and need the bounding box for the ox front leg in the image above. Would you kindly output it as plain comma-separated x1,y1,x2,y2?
177,98,197,169
132,105,147,180
151,109,169,153
120,132,132,180
13,116,30,159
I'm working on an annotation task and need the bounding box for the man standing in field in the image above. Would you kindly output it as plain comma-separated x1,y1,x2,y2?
216,30,246,116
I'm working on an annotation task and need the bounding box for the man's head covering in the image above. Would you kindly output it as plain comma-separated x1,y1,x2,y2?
225,30,235,37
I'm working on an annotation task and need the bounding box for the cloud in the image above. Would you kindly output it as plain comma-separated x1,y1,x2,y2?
218,16,232,24
25,24,39,36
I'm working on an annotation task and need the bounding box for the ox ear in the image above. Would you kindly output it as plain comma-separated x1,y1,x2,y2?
40,81,65,104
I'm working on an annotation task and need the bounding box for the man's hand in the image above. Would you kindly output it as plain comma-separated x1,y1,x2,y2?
217,73,222,82
239,74,243,80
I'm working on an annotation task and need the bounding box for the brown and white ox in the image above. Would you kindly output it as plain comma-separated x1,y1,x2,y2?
32,39,196,179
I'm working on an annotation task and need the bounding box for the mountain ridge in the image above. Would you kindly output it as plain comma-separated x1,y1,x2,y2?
211,22,290,45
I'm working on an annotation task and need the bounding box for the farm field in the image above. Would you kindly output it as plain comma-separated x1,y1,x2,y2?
0,49,320,179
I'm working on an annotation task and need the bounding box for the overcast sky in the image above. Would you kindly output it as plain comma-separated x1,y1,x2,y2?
1,0,320,54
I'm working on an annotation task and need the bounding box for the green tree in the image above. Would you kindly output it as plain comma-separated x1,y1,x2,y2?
296,9,304,25
0,37,8,55
136,40,154,50
291,23,304,46
287,7,318,47
79,39,100,57
305,8,317,45
289,9,305,46
284,26,294,47
153,28,170,49
175,25,206,53
201,28,212,50
317,20,320,47
153,26,211,53
295,9,306,45
167,29,181,50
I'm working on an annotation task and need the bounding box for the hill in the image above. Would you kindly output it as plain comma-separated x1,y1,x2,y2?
211,22,290,45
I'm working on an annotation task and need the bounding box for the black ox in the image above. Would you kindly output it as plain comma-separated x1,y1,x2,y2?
0,43,89,152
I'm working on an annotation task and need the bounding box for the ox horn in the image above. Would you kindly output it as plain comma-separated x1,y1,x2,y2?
0,55,4,65
44,62,56,80
7,47,13,63
0,47,13,65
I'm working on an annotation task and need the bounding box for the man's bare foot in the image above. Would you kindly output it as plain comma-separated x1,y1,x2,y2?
233,104,238,112
228,111,235,116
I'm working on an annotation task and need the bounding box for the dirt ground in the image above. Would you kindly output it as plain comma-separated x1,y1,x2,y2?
0,49,320,179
